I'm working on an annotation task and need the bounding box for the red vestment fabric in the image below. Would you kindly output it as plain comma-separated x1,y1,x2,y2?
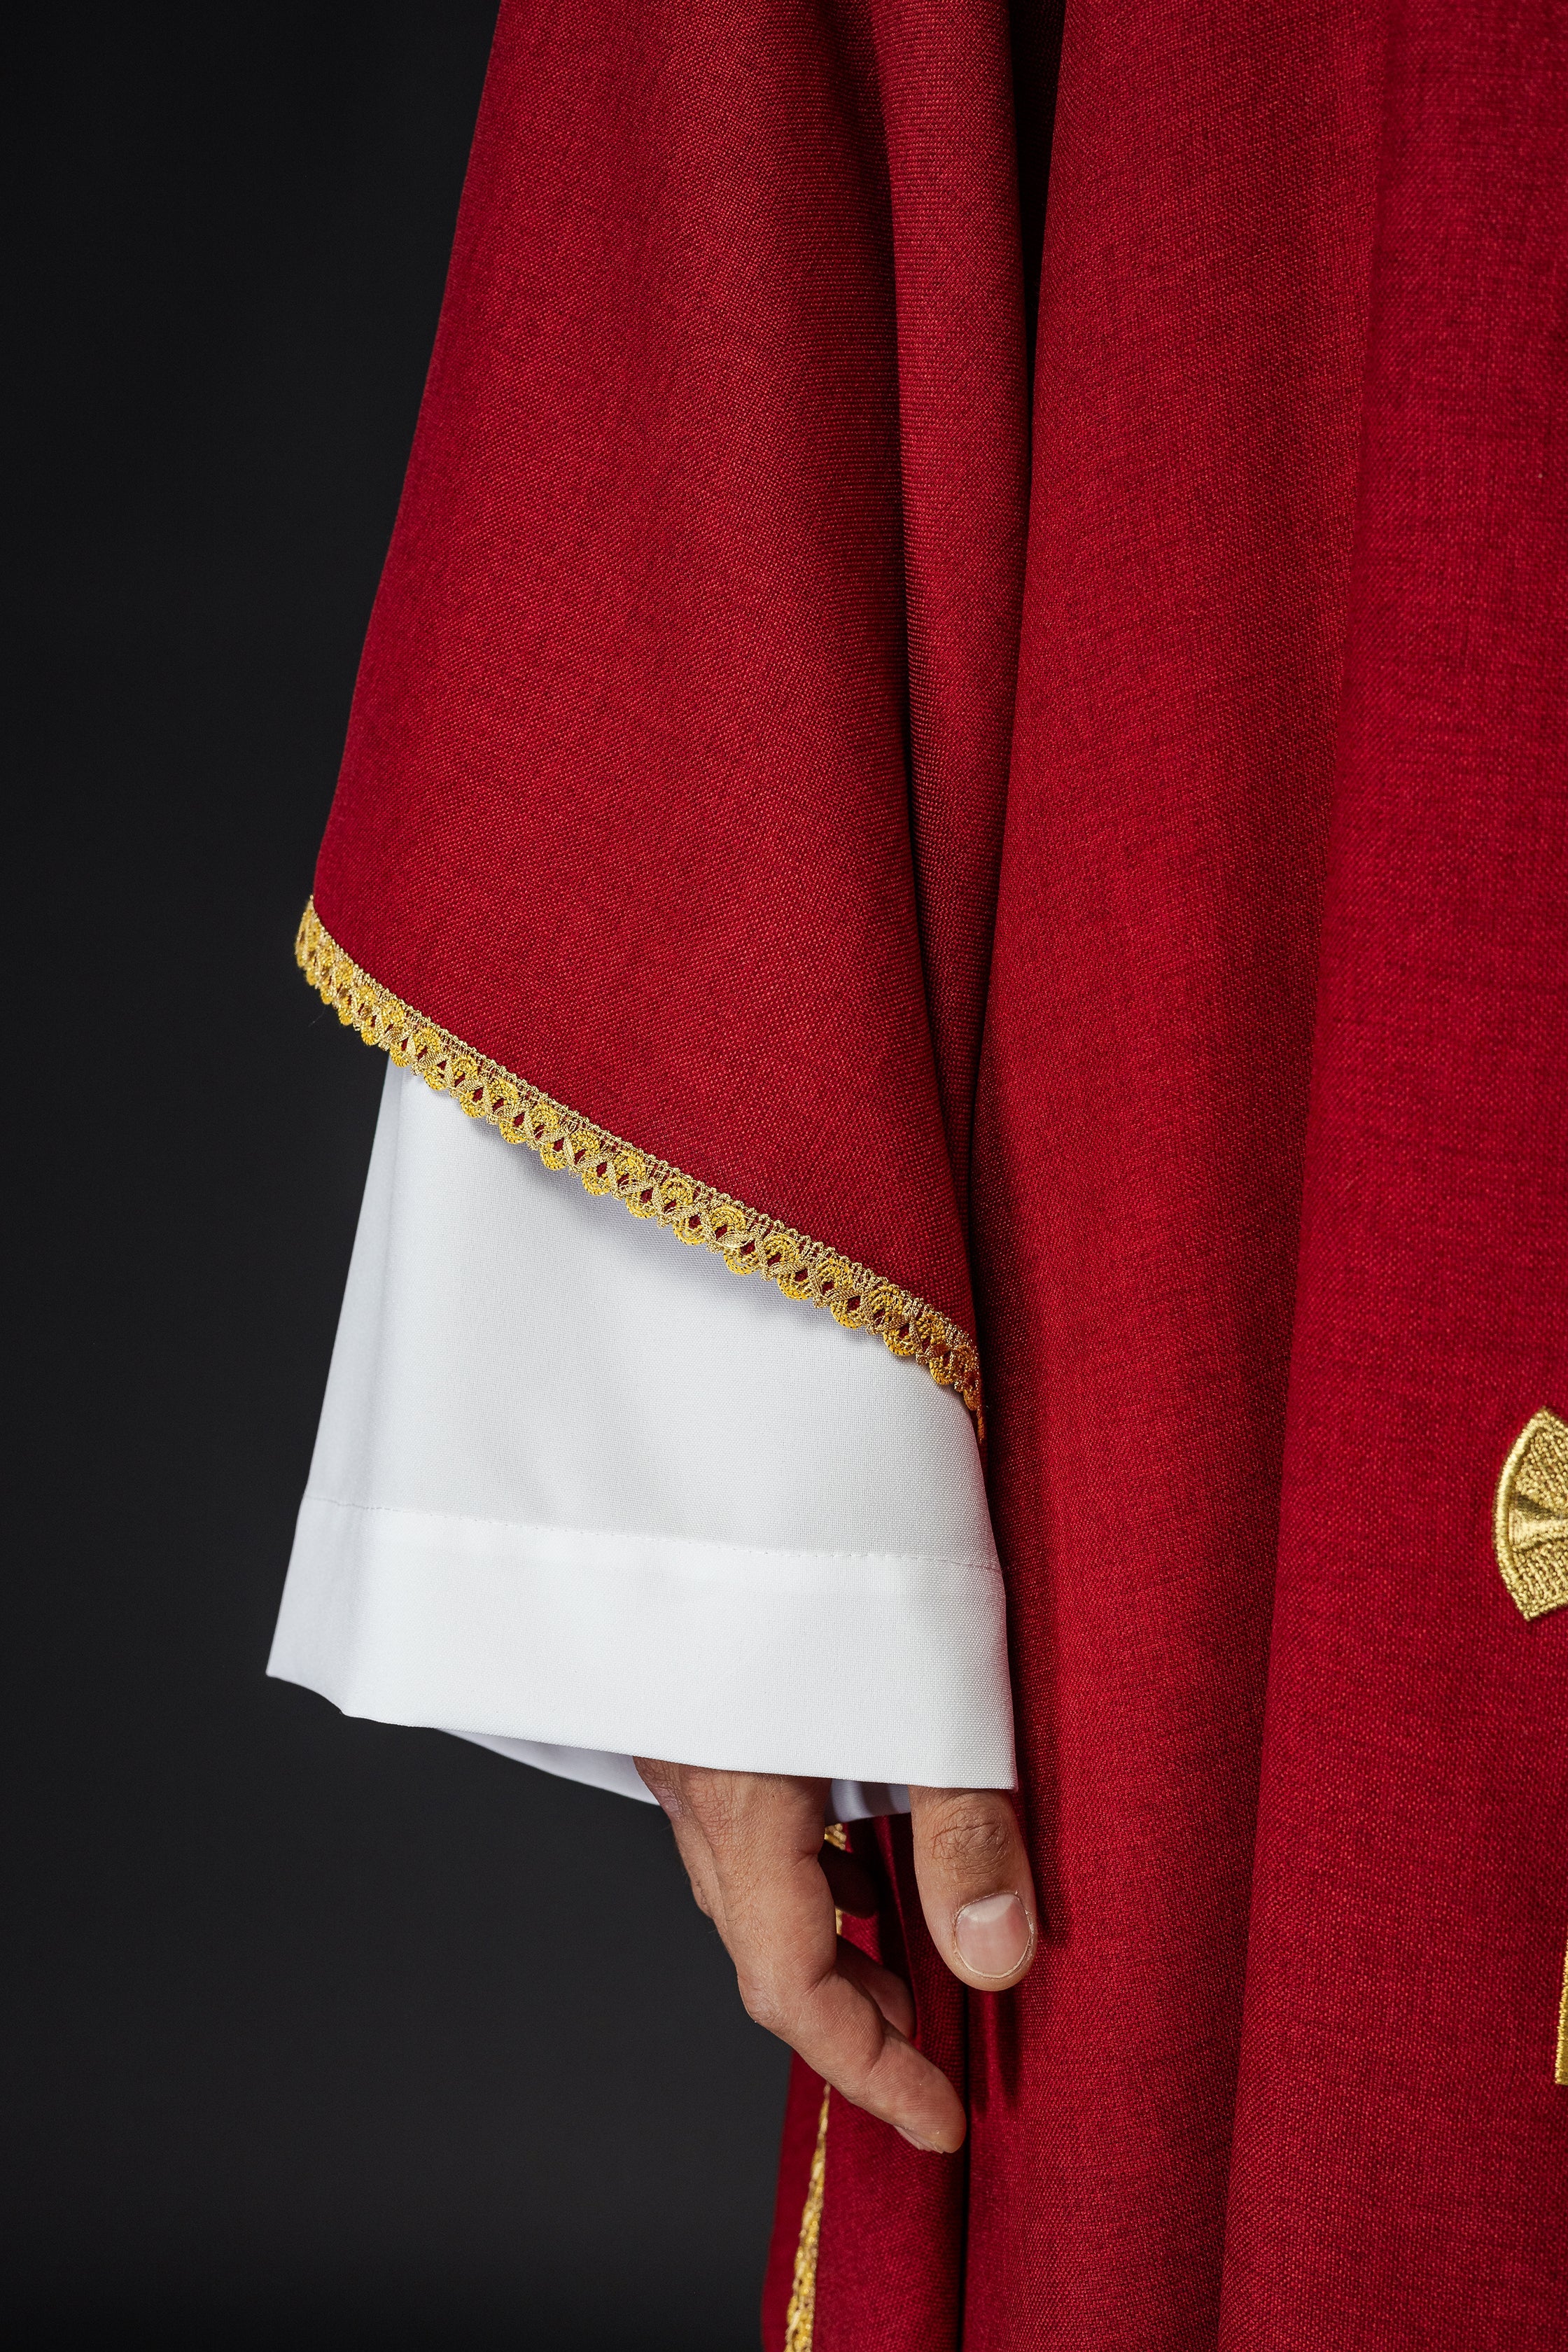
307,3,1567,2343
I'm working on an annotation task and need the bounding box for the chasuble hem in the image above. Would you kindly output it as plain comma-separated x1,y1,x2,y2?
295,901,983,1426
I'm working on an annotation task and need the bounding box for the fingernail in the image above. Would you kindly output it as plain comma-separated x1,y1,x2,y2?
895,2127,944,2153
954,1891,1032,1978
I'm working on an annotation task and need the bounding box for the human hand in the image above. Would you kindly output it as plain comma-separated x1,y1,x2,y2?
632,1763,1037,2152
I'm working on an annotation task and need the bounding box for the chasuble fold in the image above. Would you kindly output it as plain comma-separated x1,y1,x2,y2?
289,2,1568,2345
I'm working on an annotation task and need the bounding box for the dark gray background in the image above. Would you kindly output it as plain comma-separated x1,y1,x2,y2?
7,8,788,2344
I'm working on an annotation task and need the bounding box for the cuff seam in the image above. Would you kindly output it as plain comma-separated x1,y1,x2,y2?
301,1490,1001,1576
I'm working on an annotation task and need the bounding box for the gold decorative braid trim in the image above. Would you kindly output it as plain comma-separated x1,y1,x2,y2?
295,901,982,1422
783,2084,830,2351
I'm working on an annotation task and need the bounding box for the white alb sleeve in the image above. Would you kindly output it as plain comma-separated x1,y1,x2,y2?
269,1063,1016,1817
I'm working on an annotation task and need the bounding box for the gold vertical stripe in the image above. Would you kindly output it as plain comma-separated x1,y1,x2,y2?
783,1826,848,2348
783,2085,830,2351
1557,1940,1567,2087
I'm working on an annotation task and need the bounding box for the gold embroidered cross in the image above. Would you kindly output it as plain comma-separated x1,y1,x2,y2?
1494,1409,1568,1621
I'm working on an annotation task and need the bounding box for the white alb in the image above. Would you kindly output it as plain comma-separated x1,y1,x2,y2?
270,1063,1015,1818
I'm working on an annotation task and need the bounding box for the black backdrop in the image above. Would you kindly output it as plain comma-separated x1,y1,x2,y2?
8,10,788,2344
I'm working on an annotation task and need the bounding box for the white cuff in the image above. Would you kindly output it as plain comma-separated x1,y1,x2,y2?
270,1063,1015,1800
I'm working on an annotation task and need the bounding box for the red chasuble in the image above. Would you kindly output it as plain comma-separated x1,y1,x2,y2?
300,4,1567,2344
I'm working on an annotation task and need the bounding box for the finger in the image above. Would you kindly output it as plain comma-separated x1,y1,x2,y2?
729,1889,965,2151
908,1786,1039,1991
682,1774,967,2152
639,1766,872,1924
668,1811,727,1929
835,1935,916,2039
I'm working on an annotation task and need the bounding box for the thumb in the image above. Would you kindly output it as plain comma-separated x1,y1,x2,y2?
908,1786,1039,1992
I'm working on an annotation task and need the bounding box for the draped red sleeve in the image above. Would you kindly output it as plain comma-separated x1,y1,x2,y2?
304,0,1030,1419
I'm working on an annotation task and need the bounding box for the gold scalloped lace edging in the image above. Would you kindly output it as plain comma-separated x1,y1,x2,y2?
295,901,982,1422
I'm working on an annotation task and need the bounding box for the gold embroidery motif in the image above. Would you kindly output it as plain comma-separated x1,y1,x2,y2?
783,2085,830,2351
295,901,981,1422
1493,1409,1568,1620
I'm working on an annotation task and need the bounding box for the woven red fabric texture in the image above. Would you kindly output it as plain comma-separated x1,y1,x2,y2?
813,1816,969,2351
305,1,1567,2343
1219,4,1568,2340
760,2059,825,2345
313,0,1038,1343
958,3,1384,2343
